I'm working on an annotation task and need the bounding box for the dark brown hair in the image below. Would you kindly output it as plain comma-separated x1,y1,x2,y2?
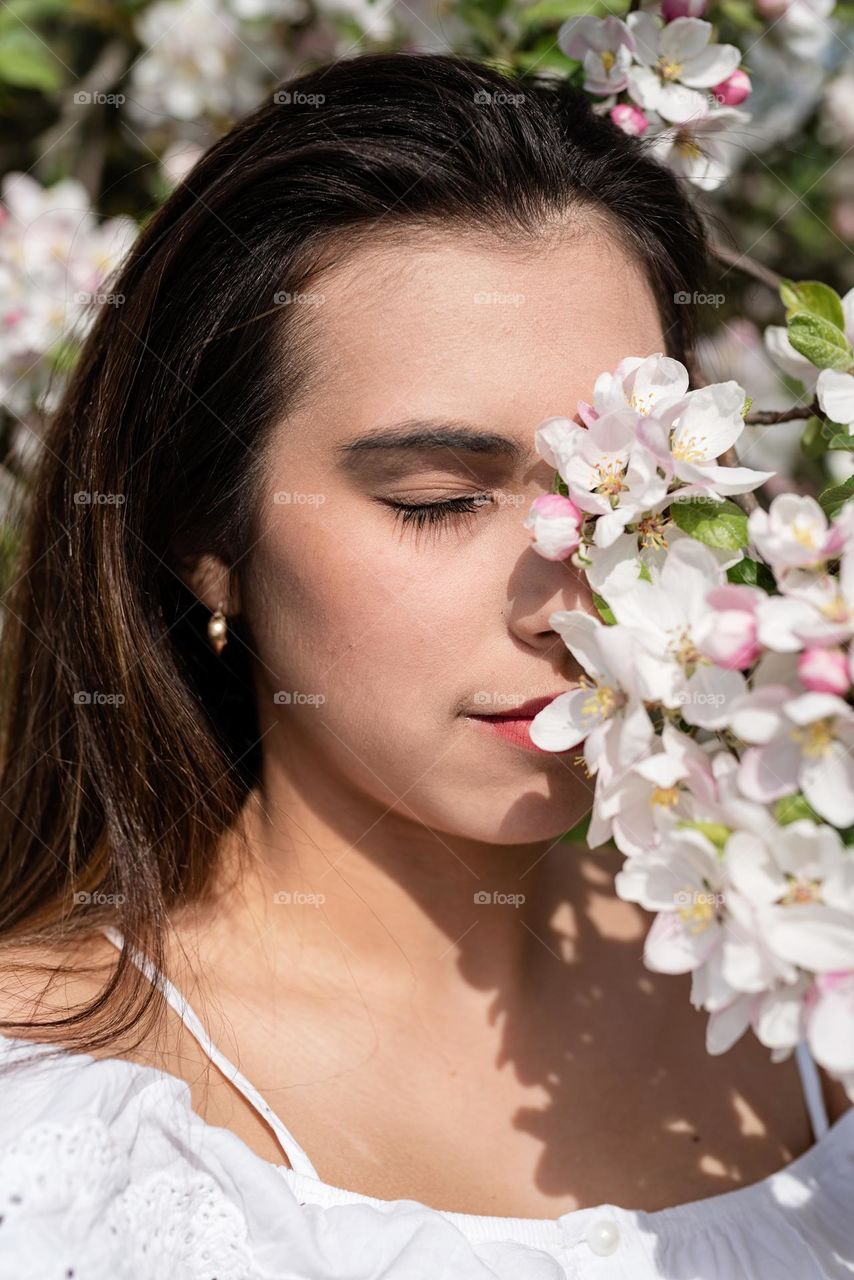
0,50,710,1055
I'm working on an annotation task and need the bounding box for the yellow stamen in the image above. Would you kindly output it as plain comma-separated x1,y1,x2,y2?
658,57,684,81
637,512,669,550
781,875,822,906
790,717,835,758
671,431,707,462
582,686,618,719
651,785,680,808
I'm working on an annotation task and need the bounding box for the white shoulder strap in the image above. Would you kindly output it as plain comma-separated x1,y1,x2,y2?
100,925,319,1178
794,1039,830,1143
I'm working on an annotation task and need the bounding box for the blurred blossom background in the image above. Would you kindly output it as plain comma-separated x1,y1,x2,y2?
0,0,852,592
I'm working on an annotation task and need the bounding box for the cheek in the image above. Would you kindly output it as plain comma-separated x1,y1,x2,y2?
245,507,476,728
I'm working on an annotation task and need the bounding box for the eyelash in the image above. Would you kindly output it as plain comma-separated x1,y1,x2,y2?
384,493,493,531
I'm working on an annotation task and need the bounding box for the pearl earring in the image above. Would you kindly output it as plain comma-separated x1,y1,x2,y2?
207,601,228,655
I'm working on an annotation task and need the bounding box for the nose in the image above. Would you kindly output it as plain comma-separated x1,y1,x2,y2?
506,545,593,664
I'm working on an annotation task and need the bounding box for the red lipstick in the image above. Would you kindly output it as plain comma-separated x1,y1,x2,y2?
464,693,569,754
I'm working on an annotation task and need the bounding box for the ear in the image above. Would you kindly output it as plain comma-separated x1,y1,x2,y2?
175,552,241,616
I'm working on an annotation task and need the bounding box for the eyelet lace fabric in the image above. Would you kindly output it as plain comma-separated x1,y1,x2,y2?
1,1034,853,1280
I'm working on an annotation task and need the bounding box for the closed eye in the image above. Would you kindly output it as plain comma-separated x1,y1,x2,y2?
380,493,494,533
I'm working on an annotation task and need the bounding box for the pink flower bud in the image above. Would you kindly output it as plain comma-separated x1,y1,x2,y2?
610,103,649,136
524,493,583,561
798,646,851,695
711,69,751,107
698,610,761,670
662,0,708,17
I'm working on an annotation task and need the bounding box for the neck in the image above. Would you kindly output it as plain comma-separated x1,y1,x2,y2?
183,768,581,1012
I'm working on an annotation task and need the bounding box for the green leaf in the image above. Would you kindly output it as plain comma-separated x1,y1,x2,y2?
773,794,821,825
800,415,826,459
518,0,612,27
561,812,591,844
821,419,854,450
779,278,846,331
670,498,749,550
818,475,854,519
551,471,569,497
677,820,731,851
726,556,776,592
787,311,854,372
0,29,62,90
592,592,615,625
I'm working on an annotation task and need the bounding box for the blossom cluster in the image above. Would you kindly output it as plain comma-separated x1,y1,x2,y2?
558,0,751,189
524,350,854,1099
0,172,136,429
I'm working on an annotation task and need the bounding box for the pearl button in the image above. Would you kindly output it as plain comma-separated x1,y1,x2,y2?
585,1217,621,1256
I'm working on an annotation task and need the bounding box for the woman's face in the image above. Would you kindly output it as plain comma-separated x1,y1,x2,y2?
233,227,667,846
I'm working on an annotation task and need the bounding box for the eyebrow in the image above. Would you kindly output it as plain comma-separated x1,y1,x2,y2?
335,419,535,470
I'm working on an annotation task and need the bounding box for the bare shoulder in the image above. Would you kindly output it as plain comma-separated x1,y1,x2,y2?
819,1065,854,1125
0,933,121,1043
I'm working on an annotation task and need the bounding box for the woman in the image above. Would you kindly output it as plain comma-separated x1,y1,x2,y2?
0,50,851,1280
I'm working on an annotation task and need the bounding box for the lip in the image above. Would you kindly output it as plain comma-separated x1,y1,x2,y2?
463,692,570,754
466,692,567,720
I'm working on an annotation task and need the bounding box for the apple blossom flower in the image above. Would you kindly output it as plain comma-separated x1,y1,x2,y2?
805,971,854,1087
528,612,654,784
747,493,846,570
731,689,854,827
798,646,851,694
648,107,751,190
638,379,774,497
615,827,728,971
557,16,636,97
610,103,649,136
532,409,669,549
523,493,583,560
578,351,689,424
711,68,751,106
625,13,741,124
606,539,749,728
695,584,763,670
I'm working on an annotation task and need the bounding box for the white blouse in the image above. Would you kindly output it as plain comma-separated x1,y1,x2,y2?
0,924,851,1280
